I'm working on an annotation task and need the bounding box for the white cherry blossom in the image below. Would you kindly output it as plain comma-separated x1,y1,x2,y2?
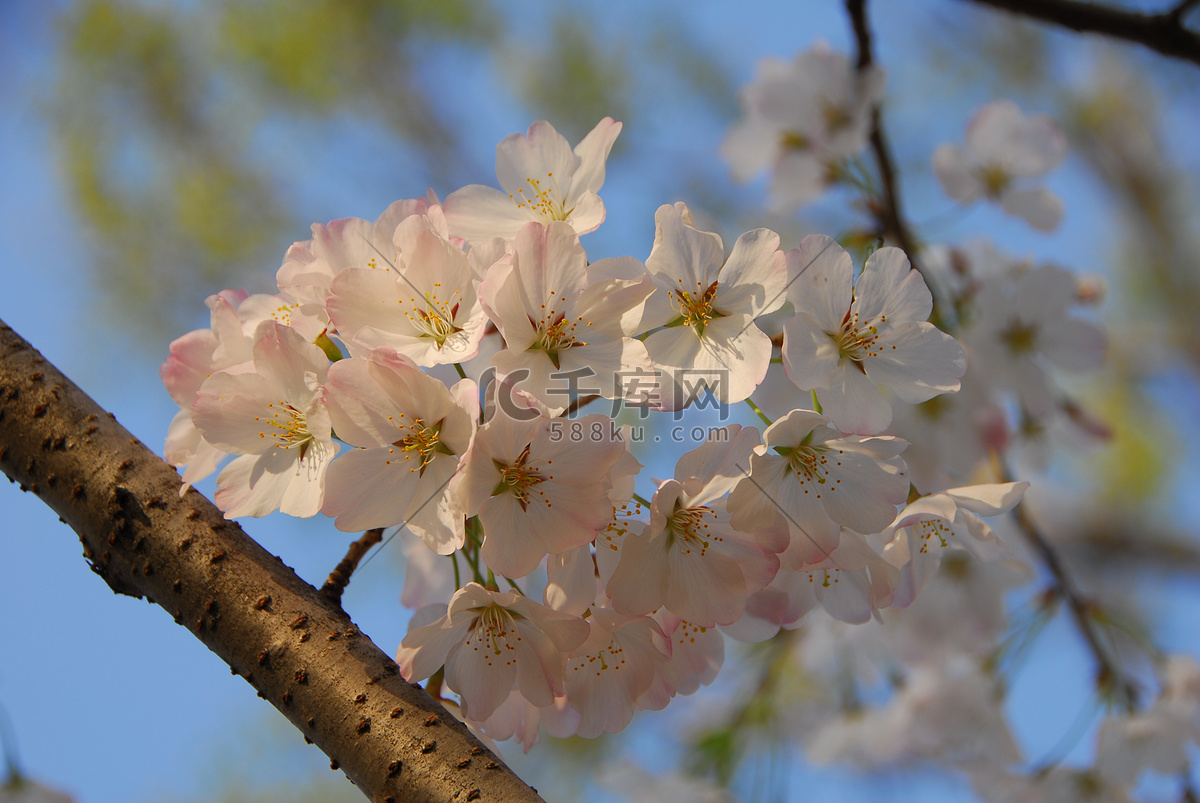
564,607,671,738
728,408,909,568
320,348,476,553
933,100,1068,231
457,409,628,578
277,196,442,339
479,220,653,409
966,262,1107,417
326,213,490,366
879,482,1026,608
782,235,966,435
192,321,337,518
606,425,787,627
641,202,786,408
723,44,885,210
162,290,300,491
396,583,589,723
444,117,621,243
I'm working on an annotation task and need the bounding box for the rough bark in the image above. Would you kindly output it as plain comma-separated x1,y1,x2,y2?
960,0,1200,67
0,318,544,803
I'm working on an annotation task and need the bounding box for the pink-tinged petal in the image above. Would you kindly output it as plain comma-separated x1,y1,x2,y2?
885,532,939,609
932,143,980,201
782,311,842,391
443,184,533,243
397,615,471,682
326,268,404,348
508,610,578,703
404,471,466,555
508,635,564,709
324,354,410,447
787,235,854,326
512,220,590,314
161,328,218,407
446,631,518,722
659,617,724,696
720,520,787,592
854,247,933,324
489,347,558,408
564,188,606,235
566,614,665,738
645,203,725,292
278,444,335,518
769,150,830,210
694,317,773,405
570,117,621,194
180,442,228,492
478,495,551,578
1001,186,1063,231
321,446,422,531
673,424,760,504
722,116,778,180
535,419,624,482
164,408,203,467
814,568,873,623
495,120,581,201
1041,315,1106,373
819,450,907,535
479,259,535,352
450,378,481,432
213,449,321,519
545,546,598,615
193,372,281,455
817,364,893,435
607,529,671,617
724,579,814,642
965,99,1026,159
944,482,1028,516
252,321,329,399
511,599,590,654
522,480,611,552
717,228,787,318
575,268,656,336
866,323,966,404
664,534,748,627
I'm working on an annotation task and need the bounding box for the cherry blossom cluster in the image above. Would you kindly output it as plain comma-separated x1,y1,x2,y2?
715,44,1200,803
160,112,1030,750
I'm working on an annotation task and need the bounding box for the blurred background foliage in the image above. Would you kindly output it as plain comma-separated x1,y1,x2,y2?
26,0,1200,799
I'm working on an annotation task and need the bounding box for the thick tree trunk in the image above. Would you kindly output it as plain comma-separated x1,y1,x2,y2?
0,319,544,803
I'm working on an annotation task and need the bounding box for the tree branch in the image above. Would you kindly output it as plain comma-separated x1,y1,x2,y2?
959,0,1200,67
844,0,1141,712
322,528,385,606
845,0,932,295
1000,462,1139,710
0,318,543,803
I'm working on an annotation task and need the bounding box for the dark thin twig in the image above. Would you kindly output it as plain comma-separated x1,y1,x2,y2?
1183,774,1200,803
1002,463,1139,710
0,701,20,781
844,0,923,262
960,0,1200,68
561,393,601,418
320,528,385,605
846,0,1139,712
1172,0,1200,22
845,0,939,319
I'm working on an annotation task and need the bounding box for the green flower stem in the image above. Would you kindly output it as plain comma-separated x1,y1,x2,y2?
744,397,773,427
